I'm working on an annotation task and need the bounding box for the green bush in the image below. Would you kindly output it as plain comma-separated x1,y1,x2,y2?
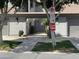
41,19,51,38
45,26,51,38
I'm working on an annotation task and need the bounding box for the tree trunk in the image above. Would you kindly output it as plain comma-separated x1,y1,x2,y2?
42,1,51,38
0,26,3,43
0,14,7,43
43,1,50,24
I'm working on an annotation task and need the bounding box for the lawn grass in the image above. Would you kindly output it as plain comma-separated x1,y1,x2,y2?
0,41,21,51
32,40,79,53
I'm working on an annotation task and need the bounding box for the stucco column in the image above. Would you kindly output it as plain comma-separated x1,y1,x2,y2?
27,0,31,34
28,0,31,12
32,0,36,25
33,0,36,12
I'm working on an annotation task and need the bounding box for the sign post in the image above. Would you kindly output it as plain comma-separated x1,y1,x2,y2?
49,3,56,49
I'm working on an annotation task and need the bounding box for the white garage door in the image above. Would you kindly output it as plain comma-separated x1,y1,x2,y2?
9,17,26,35
55,17,68,37
69,18,79,38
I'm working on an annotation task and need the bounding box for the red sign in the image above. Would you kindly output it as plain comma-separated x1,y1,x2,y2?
49,23,56,32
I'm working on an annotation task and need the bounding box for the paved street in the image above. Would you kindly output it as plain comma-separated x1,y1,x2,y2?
0,52,79,59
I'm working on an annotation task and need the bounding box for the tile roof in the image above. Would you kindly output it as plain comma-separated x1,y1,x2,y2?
62,3,79,13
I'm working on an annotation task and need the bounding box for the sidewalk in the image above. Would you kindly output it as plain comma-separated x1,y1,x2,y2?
1,52,79,59
3,35,28,41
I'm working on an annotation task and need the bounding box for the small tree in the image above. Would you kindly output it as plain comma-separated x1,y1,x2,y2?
0,0,23,43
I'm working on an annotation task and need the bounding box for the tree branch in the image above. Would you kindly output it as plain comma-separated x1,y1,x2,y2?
42,1,50,24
